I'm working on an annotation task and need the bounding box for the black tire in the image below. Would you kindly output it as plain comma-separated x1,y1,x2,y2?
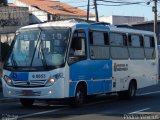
20,98,34,107
70,85,86,107
127,81,137,99
118,81,136,99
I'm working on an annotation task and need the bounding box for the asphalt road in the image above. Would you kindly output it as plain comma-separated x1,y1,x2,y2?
0,83,160,120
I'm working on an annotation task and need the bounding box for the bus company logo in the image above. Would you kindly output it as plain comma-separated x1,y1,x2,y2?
114,63,128,72
27,80,30,86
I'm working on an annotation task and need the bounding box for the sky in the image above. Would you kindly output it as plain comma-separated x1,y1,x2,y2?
8,0,160,21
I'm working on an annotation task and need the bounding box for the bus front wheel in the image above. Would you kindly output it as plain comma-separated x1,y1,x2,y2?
20,98,34,107
70,85,87,107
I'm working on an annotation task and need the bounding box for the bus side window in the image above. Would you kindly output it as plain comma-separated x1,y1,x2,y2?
128,34,144,59
109,32,128,59
68,30,86,64
144,35,155,59
89,31,110,59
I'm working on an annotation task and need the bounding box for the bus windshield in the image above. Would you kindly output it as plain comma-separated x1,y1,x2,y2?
5,27,70,70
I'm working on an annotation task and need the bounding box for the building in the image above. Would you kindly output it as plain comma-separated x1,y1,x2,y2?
131,20,160,44
0,5,29,43
14,0,94,24
90,15,145,25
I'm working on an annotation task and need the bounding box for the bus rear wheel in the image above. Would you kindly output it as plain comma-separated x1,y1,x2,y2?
118,81,137,99
20,98,34,107
127,81,137,98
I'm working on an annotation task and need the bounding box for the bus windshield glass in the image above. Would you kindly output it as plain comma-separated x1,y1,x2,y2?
5,27,70,70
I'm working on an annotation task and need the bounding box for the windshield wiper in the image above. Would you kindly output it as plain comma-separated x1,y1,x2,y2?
30,30,41,67
39,41,48,70
30,28,48,69
11,54,18,69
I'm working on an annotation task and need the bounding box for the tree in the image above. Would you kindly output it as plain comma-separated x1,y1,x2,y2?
0,0,8,6
1,42,10,62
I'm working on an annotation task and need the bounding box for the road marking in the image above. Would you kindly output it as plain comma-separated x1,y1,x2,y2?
0,98,18,103
18,108,67,119
0,98,16,100
137,90,160,96
85,99,114,106
129,108,150,114
18,98,116,118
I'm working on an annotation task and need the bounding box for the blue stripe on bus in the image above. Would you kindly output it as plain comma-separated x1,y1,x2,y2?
69,80,112,97
69,59,112,97
9,72,29,81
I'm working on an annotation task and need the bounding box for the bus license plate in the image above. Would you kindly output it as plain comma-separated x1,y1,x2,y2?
22,90,33,96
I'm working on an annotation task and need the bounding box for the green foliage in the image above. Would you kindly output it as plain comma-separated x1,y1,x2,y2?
1,42,10,62
0,0,8,6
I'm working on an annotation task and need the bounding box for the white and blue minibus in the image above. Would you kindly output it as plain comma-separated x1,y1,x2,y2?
2,20,159,107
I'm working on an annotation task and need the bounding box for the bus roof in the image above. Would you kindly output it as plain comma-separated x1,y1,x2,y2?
19,20,155,36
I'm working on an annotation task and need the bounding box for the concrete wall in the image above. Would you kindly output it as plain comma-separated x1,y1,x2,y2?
112,16,144,25
91,15,144,25
98,16,113,24
15,0,89,24
0,6,29,34
15,0,48,23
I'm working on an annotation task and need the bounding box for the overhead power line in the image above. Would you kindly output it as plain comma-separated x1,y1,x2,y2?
96,0,145,6
97,3,143,6
97,0,144,4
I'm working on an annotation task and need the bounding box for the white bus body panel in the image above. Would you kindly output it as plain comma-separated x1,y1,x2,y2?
112,59,158,92
2,67,70,99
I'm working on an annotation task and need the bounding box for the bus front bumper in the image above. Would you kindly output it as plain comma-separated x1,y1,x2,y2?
2,78,67,99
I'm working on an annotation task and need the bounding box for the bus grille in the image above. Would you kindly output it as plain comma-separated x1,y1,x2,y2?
15,91,41,96
13,80,46,87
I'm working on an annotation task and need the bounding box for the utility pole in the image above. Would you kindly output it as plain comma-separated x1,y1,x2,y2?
153,0,158,35
87,0,90,21
93,0,99,22
0,35,1,62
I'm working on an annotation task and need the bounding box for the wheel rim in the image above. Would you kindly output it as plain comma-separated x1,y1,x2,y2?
76,90,83,104
130,84,135,97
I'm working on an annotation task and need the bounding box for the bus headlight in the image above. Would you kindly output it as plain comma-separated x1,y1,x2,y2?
45,73,63,87
49,78,55,84
3,75,13,86
45,78,55,87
